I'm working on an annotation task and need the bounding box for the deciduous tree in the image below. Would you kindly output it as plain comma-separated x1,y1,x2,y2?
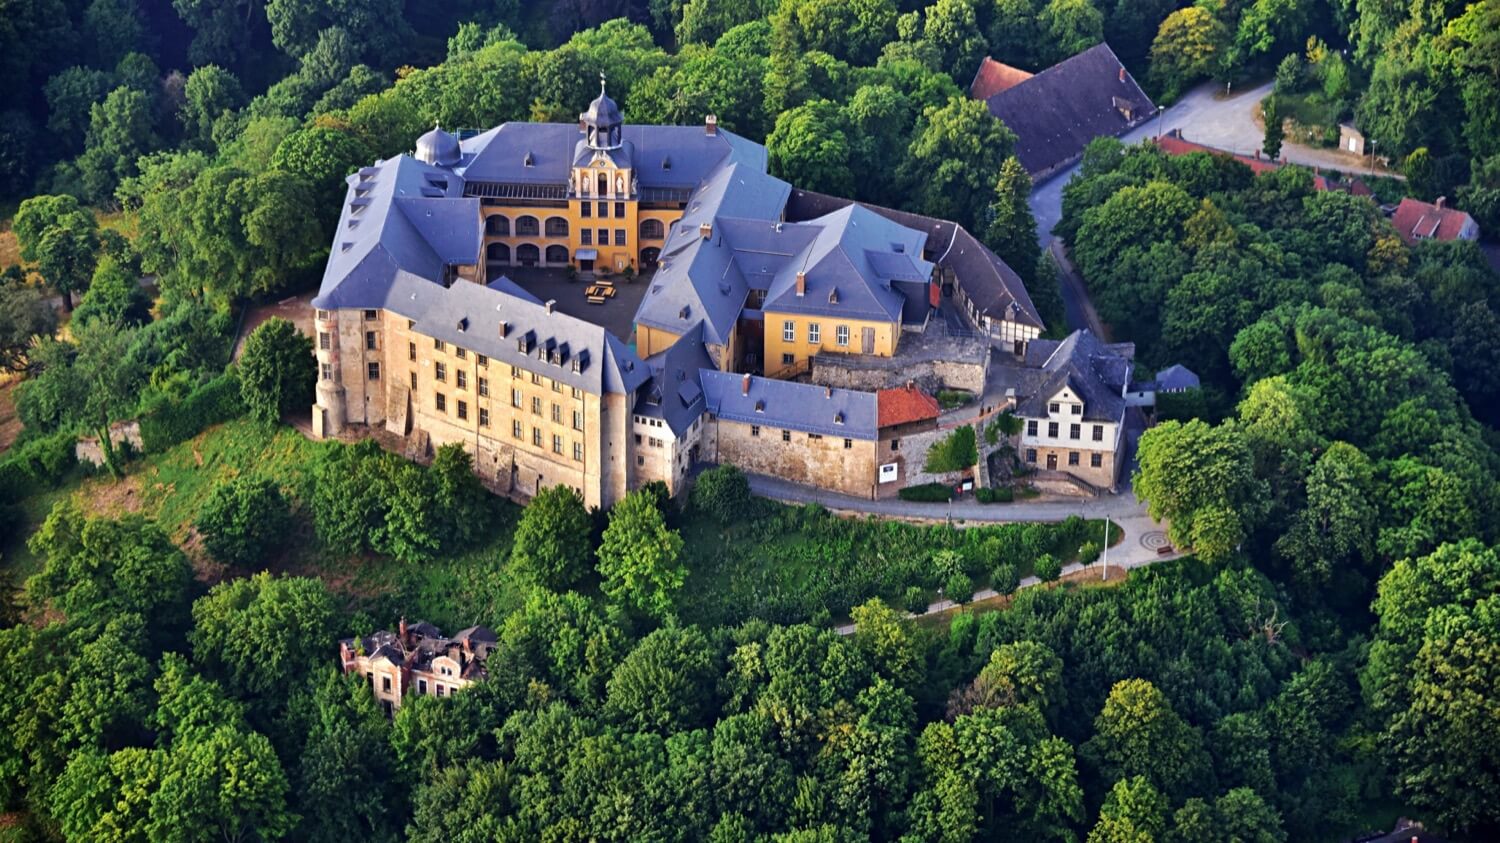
238,316,314,425
596,489,686,619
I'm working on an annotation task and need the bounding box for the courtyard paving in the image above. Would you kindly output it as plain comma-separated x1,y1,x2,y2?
500,265,652,346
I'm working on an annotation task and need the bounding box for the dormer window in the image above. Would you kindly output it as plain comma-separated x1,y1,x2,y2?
662,156,671,171
456,317,467,332
834,412,845,425
523,151,534,167
755,400,765,413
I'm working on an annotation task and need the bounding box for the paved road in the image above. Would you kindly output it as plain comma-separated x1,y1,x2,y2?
1029,79,1391,249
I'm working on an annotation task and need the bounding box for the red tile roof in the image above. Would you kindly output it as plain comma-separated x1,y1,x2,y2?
1390,197,1479,245
969,57,1034,101
877,384,941,428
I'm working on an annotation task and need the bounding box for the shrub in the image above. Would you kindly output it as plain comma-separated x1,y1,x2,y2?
976,487,994,503
0,429,78,502
945,571,974,603
902,586,929,614
1035,553,1062,582
992,562,1020,595
898,482,952,502
992,487,1014,502
139,371,246,453
693,463,751,524
238,317,315,425
1078,541,1102,564
932,548,965,579
196,474,292,567
924,426,977,474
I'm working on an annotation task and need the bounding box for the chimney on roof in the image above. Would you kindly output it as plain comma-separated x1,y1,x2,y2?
705,114,718,136
1436,196,1447,209
699,222,712,239
1118,67,1126,83
498,319,509,337
545,299,556,313
824,386,832,399
795,271,806,296
742,373,751,396
906,379,914,391
399,617,408,645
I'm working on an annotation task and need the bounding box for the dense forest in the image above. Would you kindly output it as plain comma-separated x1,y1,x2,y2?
1,0,1499,840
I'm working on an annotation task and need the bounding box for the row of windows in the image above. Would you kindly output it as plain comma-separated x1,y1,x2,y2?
1026,419,1106,442
579,228,628,247
1025,450,1104,468
781,321,851,346
485,215,569,237
1048,401,1084,416
431,392,586,460
747,425,854,448
579,201,627,219
425,339,582,398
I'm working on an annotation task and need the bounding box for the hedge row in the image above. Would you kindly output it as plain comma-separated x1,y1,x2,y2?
976,487,1014,503
898,482,953,502
139,370,246,453
0,429,78,503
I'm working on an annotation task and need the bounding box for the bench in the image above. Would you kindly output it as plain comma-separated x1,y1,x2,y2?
587,295,606,305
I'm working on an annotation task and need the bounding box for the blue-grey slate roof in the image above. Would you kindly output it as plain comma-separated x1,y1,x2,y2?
458,123,766,190
1154,364,1200,391
1010,330,1132,423
701,371,878,439
636,324,716,437
413,281,649,396
761,204,932,323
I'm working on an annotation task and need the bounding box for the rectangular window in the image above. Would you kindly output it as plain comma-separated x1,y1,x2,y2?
597,228,608,245
320,363,332,381
531,373,541,385
1068,451,1080,466
551,380,561,393
581,202,591,218
317,309,330,320
836,325,849,346
1092,425,1104,442
844,438,852,449
435,392,447,413
434,362,446,382
456,370,467,390
479,408,490,427
614,201,625,218
1049,402,1059,413
596,201,606,217
573,442,583,461
407,319,415,329
572,410,583,430
512,420,522,439
750,425,760,437
531,396,541,415
781,429,791,442
408,341,416,361
434,339,446,351
1072,404,1082,415
477,354,487,367
552,434,563,455
367,362,380,380
808,323,821,344
781,353,795,365
532,427,542,446
807,433,822,440
410,371,417,389
1091,453,1103,468
782,321,795,342
551,404,561,423
365,331,376,350
1026,449,1037,463
1069,424,1080,440
1048,422,1058,438
457,400,468,421
382,676,391,692
478,377,489,397
511,365,521,379
436,685,445,698
511,388,523,408
456,347,466,360
615,228,625,245
572,387,582,399
1027,420,1038,436
581,229,592,245
418,679,427,694
364,309,377,320
319,332,330,350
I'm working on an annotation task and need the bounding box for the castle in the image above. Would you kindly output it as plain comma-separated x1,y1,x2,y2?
309,82,1162,505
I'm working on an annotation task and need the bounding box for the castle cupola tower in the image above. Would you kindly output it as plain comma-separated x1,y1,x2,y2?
580,74,623,150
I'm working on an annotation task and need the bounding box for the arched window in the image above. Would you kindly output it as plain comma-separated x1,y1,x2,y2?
485,215,509,236
544,217,569,237
545,244,568,265
640,247,661,269
486,242,510,264
516,244,540,266
639,218,664,240
515,215,540,236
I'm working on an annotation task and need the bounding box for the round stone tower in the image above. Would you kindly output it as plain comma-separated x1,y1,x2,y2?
312,310,346,437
